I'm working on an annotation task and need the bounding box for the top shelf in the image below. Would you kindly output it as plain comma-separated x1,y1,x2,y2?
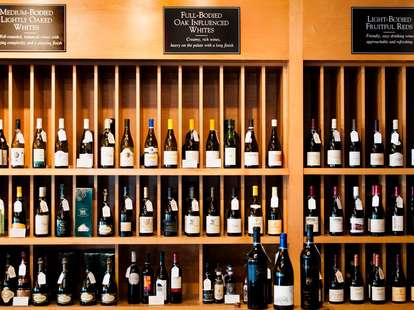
304,168,414,175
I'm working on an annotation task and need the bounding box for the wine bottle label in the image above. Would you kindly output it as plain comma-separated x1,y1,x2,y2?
329,289,344,303
120,221,132,232
392,215,404,232
273,285,294,306
57,294,72,305
99,224,112,236
129,272,139,285
389,152,403,167
11,147,24,167
231,198,239,210
0,149,7,166
185,215,200,234
164,150,178,165
145,200,154,212
370,153,384,166
349,151,360,166
171,267,182,290
333,130,341,142
327,150,341,165
78,153,93,168
268,150,282,167
164,218,177,233
1,288,14,303
40,201,49,213
224,147,236,166
55,151,69,167
350,131,359,142
203,278,212,290
206,150,220,167
83,131,93,143
225,282,236,295
80,292,95,303
185,150,199,163
33,149,45,167
124,198,133,210
14,200,22,213
32,293,48,304
102,206,111,218
411,286,414,302
350,217,364,233
329,216,343,233
392,287,406,302
41,130,47,142
306,151,320,166
248,215,263,234
313,132,321,144
305,216,319,233
268,219,282,235
143,275,152,293
101,293,116,304
18,263,26,276
244,152,259,167
156,279,168,300
370,218,385,233
38,272,46,285
350,286,364,301
58,129,67,141
374,132,382,143
35,214,49,235
120,148,134,167
206,215,220,234
139,216,153,233
107,132,115,144
214,283,224,300
227,218,241,234
88,272,96,284
203,289,214,303
371,286,385,301
100,146,114,166
391,132,400,145
144,147,158,167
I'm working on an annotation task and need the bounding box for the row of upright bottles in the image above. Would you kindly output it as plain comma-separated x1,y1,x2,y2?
0,117,282,168
305,183,414,236
306,118,409,168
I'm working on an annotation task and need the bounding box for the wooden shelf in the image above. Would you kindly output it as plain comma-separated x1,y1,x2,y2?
313,235,414,244
0,168,289,176
322,303,414,310
304,168,414,175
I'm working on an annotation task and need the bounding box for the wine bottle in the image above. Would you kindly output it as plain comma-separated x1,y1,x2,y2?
156,251,169,303
348,118,361,167
206,119,220,168
370,254,386,304
391,186,404,235
329,186,343,235
367,252,376,301
120,118,135,168
243,276,248,304
184,186,200,236
163,187,178,236
140,186,154,236
56,184,71,237
35,186,49,237
170,252,182,304
206,187,220,236
143,118,158,168
328,254,344,304
391,254,406,303
389,119,403,167
101,257,117,305
120,186,133,237
370,120,385,167
1,253,16,305
203,262,214,304
57,256,72,305
55,118,69,168
349,186,365,235
273,233,294,310
267,119,283,168
409,186,414,235
245,119,259,168
78,118,94,168
0,196,4,236
223,264,235,296
32,257,48,306
164,118,178,168
224,119,239,168
214,267,224,304
349,254,364,304
182,118,199,167
98,189,114,237
126,250,140,304
326,118,342,167
33,118,46,168
268,186,282,236
100,118,115,168
305,185,320,235
0,119,9,168
16,251,31,299
11,119,25,168
80,257,97,306
410,270,414,302
227,187,241,236
369,185,385,236
247,226,270,309
306,118,321,167
300,224,321,309
142,253,154,304
248,185,263,236
12,186,26,232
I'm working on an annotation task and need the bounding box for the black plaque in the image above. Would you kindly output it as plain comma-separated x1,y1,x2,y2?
164,7,240,54
352,7,414,54
0,4,65,52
